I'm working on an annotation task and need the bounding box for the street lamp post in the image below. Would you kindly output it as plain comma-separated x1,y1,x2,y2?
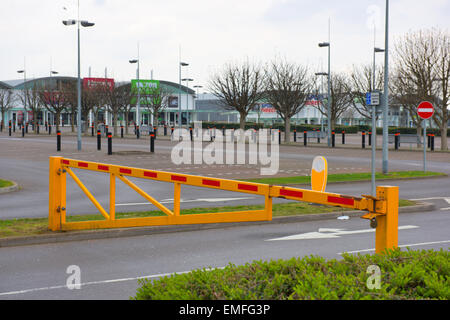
382,0,390,174
17,69,27,126
62,1,95,151
315,72,328,141
371,47,385,197
318,42,331,147
129,56,140,137
178,62,189,130
182,78,193,126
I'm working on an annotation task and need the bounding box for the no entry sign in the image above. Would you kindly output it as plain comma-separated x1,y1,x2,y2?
417,101,434,119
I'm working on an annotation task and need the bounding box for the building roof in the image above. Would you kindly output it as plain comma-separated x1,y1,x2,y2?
0,81,12,89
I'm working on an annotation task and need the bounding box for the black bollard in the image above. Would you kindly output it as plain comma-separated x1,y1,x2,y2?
91,125,94,137
278,129,281,144
136,126,140,139
105,125,109,137
430,134,435,151
97,130,101,150
362,131,366,149
164,125,167,136
330,131,335,147
49,124,52,135
342,131,345,145
22,124,25,137
107,132,112,155
427,134,431,148
153,126,157,137
304,131,307,147
189,127,193,141
37,124,40,134
294,129,297,142
150,131,155,153
121,126,124,138
57,130,61,151
368,131,372,146
394,133,399,150
9,121,11,136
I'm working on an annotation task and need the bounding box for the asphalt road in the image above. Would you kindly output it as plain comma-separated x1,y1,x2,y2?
0,134,449,300
1,134,450,219
0,198,448,300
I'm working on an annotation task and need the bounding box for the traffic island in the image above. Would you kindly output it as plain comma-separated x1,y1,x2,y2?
0,179,19,194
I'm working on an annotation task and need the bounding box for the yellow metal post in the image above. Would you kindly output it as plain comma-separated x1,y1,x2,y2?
174,182,181,216
49,156,65,231
110,173,116,220
264,194,273,221
375,186,399,254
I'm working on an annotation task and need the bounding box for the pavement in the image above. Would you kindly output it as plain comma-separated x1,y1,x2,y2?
0,128,449,300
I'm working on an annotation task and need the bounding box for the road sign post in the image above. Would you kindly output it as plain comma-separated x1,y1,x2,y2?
366,91,381,196
417,102,434,172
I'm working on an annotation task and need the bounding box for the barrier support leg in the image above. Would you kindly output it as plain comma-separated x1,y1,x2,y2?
375,186,398,254
49,157,66,231
265,194,273,221
110,173,116,220
174,182,181,216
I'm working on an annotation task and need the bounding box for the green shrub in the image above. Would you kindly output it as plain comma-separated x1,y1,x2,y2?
133,249,449,300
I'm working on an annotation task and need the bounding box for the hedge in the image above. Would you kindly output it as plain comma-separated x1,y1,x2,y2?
192,122,450,136
133,248,449,300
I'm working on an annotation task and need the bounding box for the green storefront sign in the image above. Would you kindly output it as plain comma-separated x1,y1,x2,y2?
131,79,161,105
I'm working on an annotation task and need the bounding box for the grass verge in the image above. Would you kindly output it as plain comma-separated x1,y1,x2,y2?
132,248,449,300
0,199,415,239
244,171,446,185
0,179,14,188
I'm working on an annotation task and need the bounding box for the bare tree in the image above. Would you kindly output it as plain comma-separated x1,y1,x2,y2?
264,59,311,142
348,64,384,120
393,27,449,150
142,85,174,127
313,73,352,130
106,83,132,136
208,61,265,130
19,84,42,133
38,83,72,132
0,89,15,131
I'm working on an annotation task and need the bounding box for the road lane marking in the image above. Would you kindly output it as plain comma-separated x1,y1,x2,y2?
266,225,419,241
0,267,224,297
116,197,255,206
338,240,450,255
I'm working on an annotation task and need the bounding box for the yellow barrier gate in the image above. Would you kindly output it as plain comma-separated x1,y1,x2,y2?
49,156,398,254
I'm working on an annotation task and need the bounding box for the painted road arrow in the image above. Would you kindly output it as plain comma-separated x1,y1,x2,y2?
266,225,419,241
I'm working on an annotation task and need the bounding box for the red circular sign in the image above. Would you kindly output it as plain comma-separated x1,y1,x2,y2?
417,101,434,119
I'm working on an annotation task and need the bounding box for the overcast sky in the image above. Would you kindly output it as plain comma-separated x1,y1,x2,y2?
1,0,449,91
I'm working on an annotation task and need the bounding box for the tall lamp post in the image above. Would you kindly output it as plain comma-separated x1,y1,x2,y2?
371,47,385,196
318,42,331,147
17,69,27,126
62,2,95,151
182,78,193,126
129,57,140,137
382,0,390,174
178,62,189,130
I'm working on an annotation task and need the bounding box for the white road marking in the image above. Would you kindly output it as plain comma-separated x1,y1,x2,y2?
410,197,450,202
338,240,450,255
0,267,223,297
266,225,419,241
115,197,255,207
440,207,450,211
